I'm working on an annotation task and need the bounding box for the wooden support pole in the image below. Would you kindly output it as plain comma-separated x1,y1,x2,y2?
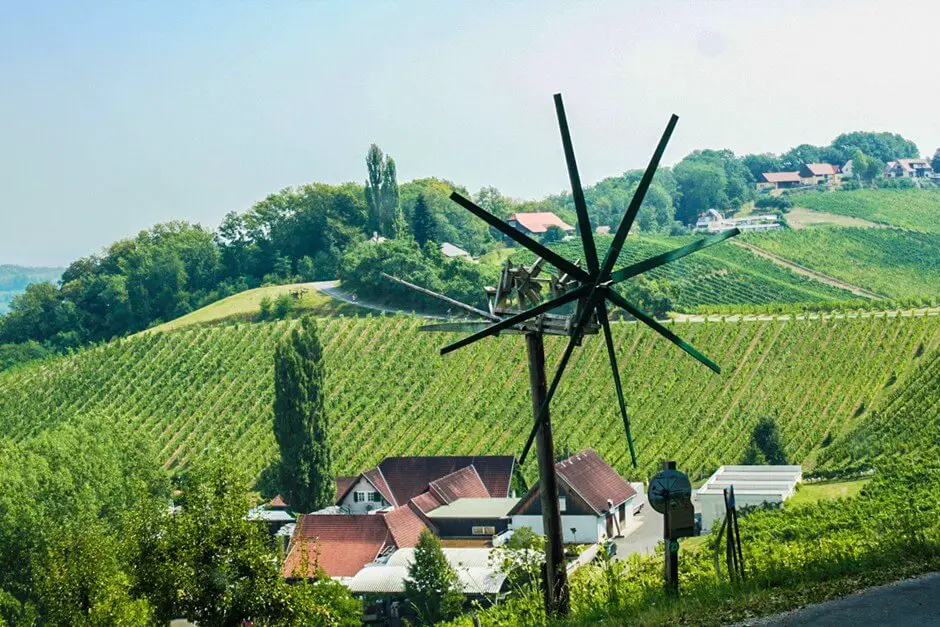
526,332,569,617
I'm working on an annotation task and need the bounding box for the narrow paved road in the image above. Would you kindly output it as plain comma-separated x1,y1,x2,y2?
741,572,940,626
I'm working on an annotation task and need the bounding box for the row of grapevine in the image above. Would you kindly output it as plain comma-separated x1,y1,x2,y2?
514,234,861,311
1,314,938,483
794,189,940,233
745,227,940,300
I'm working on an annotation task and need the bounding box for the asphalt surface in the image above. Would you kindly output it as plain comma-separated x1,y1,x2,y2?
741,572,940,626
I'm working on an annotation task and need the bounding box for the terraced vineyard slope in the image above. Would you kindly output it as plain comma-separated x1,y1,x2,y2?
819,346,940,471
745,227,940,301
3,313,937,483
794,189,940,233
513,235,861,312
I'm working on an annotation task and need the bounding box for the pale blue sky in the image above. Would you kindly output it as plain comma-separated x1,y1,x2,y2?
2,1,938,266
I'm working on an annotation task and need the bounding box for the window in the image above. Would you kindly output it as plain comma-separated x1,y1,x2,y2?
353,491,369,503
472,526,496,536
369,492,383,503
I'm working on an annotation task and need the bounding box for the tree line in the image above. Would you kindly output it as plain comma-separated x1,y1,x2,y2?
0,131,928,368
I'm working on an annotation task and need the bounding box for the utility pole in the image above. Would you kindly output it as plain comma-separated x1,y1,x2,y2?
526,332,569,617
662,460,680,596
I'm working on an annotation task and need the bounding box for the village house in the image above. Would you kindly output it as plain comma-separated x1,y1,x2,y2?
507,449,637,543
756,171,803,192
799,162,841,186
884,158,934,178
506,212,574,237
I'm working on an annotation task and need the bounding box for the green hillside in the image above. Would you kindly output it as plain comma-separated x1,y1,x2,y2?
3,313,937,483
513,234,862,311
794,189,940,233
819,347,940,471
745,227,940,301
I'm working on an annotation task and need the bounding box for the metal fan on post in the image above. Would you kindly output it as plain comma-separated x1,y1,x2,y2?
383,93,740,617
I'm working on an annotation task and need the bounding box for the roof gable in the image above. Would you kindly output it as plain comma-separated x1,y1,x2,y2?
383,505,432,548
377,456,515,504
429,465,490,504
507,212,574,233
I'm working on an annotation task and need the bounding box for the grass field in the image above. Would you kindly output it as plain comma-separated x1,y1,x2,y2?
788,478,870,506
146,282,367,333
794,189,940,233
784,206,885,230
3,312,937,485
745,227,940,301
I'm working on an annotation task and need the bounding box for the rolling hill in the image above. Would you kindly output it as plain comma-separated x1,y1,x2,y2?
512,234,864,312
3,312,937,484
0,265,63,315
744,227,940,301
793,189,940,233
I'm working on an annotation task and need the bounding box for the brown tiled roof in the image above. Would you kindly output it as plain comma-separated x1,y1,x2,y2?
507,212,574,234
428,465,490,504
377,456,515,504
383,505,432,548
283,515,391,578
760,171,801,183
555,449,636,516
363,468,397,506
802,163,837,176
410,491,444,514
897,158,931,171
269,494,288,509
334,476,357,503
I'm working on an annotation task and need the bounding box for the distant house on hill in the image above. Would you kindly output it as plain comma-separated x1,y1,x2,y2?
799,163,841,186
440,242,472,260
507,449,636,543
507,212,574,236
757,171,803,192
885,158,933,178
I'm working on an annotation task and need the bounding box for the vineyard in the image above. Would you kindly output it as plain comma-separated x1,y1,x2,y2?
2,313,937,484
744,227,940,301
512,235,860,311
819,347,940,471
794,189,940,233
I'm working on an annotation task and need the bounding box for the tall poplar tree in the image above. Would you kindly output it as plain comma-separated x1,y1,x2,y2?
364,144,400,236
273,316,334,512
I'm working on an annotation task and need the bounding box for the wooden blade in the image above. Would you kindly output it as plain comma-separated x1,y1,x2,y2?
596,302,637,467
441,283,592,355
519,291,602,465
554,93,599,276
450,192,589,282
606,289,720,374
609,228,740,284
599,115,678,281
380,273,497,321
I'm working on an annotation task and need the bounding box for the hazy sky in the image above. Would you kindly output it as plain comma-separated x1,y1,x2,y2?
2,1,938,266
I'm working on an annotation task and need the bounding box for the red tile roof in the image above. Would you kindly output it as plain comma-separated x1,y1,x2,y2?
507,212,574,234
760,171,802,183
377,456,515,505
429,465,490,504
410,491,444,514
283,515,391,578
269,494,288,509
383,505,432,548
802,163,838,176
334,476,357,502
362,467,397,506
555,449,636,516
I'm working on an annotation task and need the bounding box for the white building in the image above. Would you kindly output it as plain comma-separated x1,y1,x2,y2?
697,465,802,531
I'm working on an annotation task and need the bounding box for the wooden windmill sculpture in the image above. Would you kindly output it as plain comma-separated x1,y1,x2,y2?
385,94,740,616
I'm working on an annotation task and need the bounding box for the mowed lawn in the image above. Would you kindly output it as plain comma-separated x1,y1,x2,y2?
146,282,364,333
788,478,870,506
